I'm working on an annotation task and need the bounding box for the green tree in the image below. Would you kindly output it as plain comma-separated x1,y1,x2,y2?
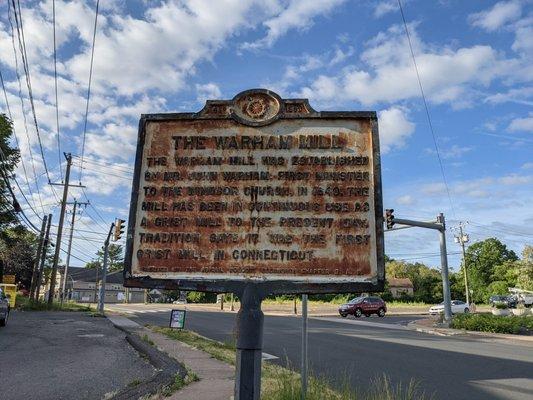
0,114,31,282
95,244,124,272
0,115,21,228
386,260,442,303
516,245,533,291
0,225,37,288
464,238,518,302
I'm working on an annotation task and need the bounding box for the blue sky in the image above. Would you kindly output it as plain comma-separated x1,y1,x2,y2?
0,0,531,269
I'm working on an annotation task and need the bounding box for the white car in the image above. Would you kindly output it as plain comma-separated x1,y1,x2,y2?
429,300,470,315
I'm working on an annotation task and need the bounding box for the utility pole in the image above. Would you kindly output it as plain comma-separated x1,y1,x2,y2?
60,200,88,304
455,223,471,305
35,214,52,301
98,222,115,314
386,210,453,323
30,215,47,300
301,294,308,399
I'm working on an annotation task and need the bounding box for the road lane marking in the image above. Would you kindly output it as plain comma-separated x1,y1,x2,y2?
315,317,408,331
262,352,279,361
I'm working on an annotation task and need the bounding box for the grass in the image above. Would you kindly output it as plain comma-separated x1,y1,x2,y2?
451,313,533,335
150,326,432,399
16,296,91,312
141,334,155,346
161,370,199,397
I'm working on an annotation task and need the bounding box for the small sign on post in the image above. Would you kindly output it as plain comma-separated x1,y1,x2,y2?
169,309,186,329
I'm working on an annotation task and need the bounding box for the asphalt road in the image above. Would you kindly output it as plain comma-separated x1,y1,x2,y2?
0,311,155,400
122,307,533,400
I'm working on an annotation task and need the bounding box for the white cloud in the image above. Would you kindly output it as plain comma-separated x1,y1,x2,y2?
485,87,533,106
396,195,414,205
377,106,415,153
373,1,397,18
469,0,522,32
522,162,533,169
508,114,533,132
297,23,511,107
498,174,532,185
242,0,346,49
196,82,222,104
425,144,474,160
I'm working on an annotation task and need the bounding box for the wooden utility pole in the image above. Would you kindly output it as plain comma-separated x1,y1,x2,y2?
48,153,72,305
60,200,88,303
30,215,48,300
35,214,52,301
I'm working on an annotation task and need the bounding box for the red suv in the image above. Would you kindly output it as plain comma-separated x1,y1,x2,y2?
338,296,387,318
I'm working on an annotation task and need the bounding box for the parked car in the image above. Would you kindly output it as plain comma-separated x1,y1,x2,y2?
432,300,471,315
429,300,470,315
0,289,10,327
489,295,517,308
338,296,387,318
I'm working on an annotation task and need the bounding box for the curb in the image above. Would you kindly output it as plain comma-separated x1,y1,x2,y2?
408,321,533,343
108,317,188,399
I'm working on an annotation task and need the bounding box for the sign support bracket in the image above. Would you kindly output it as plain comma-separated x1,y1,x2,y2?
234,283,265,400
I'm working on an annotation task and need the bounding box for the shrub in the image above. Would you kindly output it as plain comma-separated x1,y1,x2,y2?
451,314,533,335
494,302,508,309
186,291,217,303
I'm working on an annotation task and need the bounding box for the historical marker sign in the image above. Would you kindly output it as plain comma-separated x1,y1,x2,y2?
124,89,384,294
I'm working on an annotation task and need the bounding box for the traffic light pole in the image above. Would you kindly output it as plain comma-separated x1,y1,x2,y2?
389,213,453,323
98,222,115,314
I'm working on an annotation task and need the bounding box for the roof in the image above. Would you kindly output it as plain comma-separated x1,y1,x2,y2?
387,278,414,288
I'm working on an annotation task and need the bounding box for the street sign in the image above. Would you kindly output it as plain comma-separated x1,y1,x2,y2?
124,89,384,294
169,309,186,329
2,275,15,284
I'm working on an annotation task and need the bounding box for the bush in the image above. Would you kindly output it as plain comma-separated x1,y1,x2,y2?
494,302,508,310
186,291,217,303
451,313,533,335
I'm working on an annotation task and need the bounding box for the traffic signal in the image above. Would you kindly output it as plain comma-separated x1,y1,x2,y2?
114,218,126,241
385,209,395,229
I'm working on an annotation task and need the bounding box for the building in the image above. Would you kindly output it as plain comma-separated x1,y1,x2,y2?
387,277,414,298
40,266,145,304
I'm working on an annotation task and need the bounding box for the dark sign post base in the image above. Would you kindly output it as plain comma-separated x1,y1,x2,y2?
235,284,265,400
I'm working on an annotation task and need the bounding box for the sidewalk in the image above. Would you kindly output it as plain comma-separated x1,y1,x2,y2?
108,315,234,400
408,317,533,344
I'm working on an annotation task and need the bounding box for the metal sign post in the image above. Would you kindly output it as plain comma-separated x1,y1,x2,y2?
123,89,385,399
301,294,308,399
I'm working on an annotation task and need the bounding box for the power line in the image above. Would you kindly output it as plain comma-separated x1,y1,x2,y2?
52,0,63,180
78,0,100,184
7,3,45,214
11,0,51,182
72,155,134,174
397,0,456,219
0,66,36,212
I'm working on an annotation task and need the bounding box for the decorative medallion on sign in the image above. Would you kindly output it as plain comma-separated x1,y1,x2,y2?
232,89,282,126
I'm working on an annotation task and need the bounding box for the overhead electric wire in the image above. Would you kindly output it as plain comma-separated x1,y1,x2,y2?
0,66,36,211
78,0,100,184
7,3,45,214
0,190,39,232
397,0,456,219
11,0,51,183
72,155,134,174
52,0,63,180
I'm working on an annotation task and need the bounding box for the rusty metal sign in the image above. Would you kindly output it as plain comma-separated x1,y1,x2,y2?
124,89,384,294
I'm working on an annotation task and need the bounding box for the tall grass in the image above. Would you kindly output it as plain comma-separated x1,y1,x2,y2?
16,296,91,312
263,363,431,400
152,326,433,400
